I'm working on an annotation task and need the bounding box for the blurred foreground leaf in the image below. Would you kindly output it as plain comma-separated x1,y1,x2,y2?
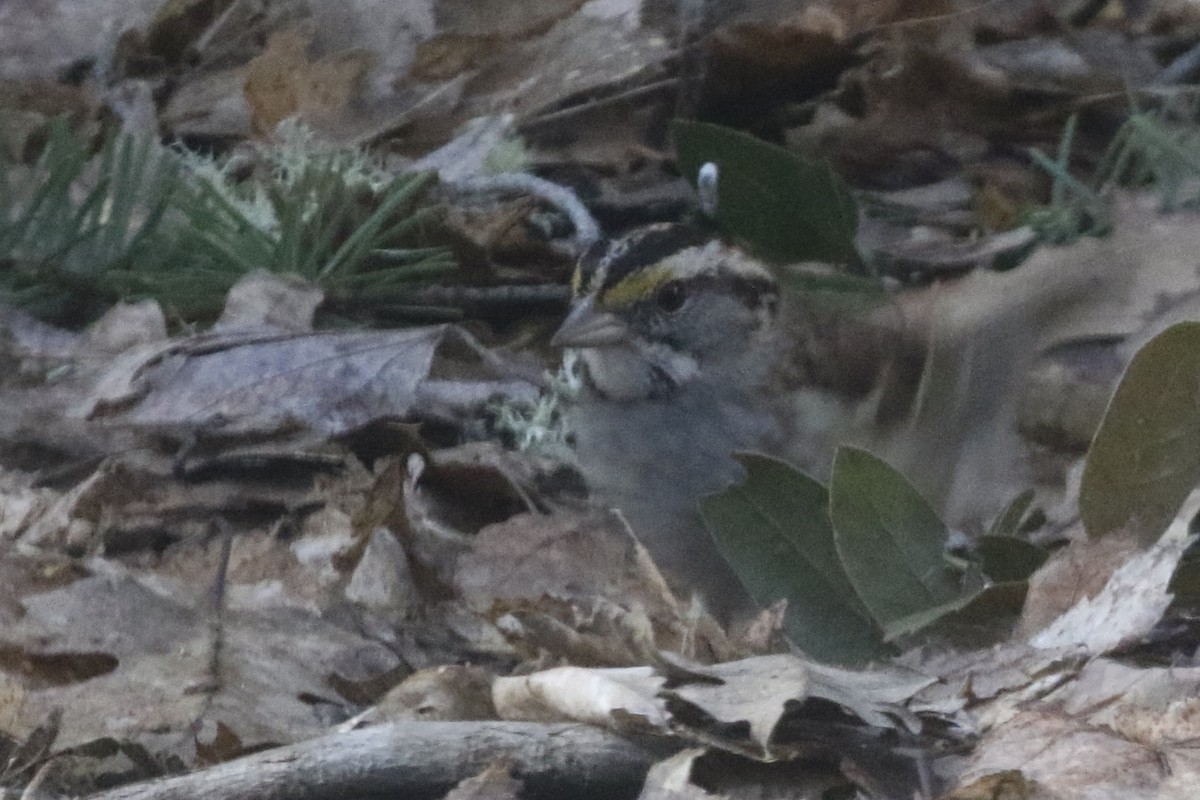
1081,322,1200,544
701,454,886,664
672,120,858,265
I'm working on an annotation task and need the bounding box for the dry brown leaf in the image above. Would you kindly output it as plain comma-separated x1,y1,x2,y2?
704,8,853,131
410,35,493,82
339,664,496,730
454,510,647,610
142,505,358,613
243,25,375,136
494,596,673,667
954,709,1166,800
452,506,684,613
401,11,672,170
2,564,400,759
963,31,1159,96
412,0,589,81
434,0,587,39
451,506,729,662
452,509,735,662
344,527,418,617
943,769,1036,800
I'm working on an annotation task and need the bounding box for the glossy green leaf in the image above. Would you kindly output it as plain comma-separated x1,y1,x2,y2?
672,120,858,264
829,447,962,628
1081,322,1200,543
700,453,887,664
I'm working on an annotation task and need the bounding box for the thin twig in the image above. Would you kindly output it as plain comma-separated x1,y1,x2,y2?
444,173,602,255
519,78,681,132
365,284,569,314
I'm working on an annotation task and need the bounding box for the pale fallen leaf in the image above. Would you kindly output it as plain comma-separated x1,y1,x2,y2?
1060,659,1200,748
492,665,667,729
956,656,1200,799
955,709,1162,800
636,749,719,800
667,655,807,753
215,270,324,333
80,326,447,438
0,475,60,543
1016,528,1141,640
1029,535,1188,654
85,299,167,353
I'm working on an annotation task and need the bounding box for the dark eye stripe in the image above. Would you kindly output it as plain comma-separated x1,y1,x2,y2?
730,276,779,311
591,224,710,293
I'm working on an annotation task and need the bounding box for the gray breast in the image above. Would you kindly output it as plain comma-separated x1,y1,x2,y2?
567,382,780,619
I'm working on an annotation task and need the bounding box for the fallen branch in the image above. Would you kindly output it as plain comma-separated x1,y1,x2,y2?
83,721,668,800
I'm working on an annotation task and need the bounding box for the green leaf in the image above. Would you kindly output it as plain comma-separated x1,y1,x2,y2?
700,453,887,664
985,489,1036,539
671,120,858,264
883,580,1027,642
829,447,962,628
976,535,1048,583
1080,322,1200,544
1168,551,1200,606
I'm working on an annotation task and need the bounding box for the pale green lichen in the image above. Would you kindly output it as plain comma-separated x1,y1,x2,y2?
490,351,582,454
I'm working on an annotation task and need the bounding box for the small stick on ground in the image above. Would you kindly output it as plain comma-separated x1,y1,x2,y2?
83,721,671,800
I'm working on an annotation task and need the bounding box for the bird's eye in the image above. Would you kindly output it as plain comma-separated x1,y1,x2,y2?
655,280,686,312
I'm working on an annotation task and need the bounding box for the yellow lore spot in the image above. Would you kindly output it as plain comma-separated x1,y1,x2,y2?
600,264,674,308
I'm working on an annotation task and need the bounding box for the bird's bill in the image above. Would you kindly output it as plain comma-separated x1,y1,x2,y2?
551,296,630,348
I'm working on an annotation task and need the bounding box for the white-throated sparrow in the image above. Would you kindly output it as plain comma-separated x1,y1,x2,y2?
550,202,1148,621
550,223,911,619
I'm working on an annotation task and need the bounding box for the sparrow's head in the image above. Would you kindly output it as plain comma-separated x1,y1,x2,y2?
552,225,780,401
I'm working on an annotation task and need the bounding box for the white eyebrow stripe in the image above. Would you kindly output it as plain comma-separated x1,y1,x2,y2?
583,233,776,300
